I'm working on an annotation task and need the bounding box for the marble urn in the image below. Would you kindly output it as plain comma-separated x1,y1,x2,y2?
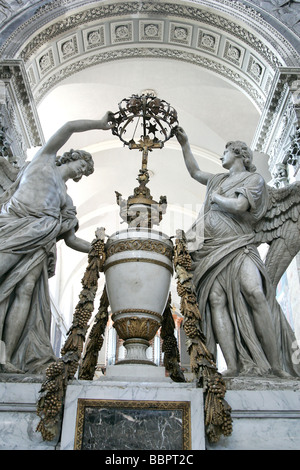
104,228,173,365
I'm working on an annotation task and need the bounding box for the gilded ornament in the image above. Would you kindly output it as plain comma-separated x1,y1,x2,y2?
174,231,232,443
160,295,185,383
106,238,173,260
36,228,108,441
113,316,160,341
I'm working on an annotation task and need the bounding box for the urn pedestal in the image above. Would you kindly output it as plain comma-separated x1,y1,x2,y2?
104,228,173,366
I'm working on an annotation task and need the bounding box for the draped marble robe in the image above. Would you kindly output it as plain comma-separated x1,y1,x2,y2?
0,172,78,374
188,171,300,377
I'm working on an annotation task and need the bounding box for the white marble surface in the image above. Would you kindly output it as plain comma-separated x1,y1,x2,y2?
207,386,300,450
0,380,58,450
105,228,173,316
60,379,205,450
1,374,299,450
105,251,172,314
106,364,171,380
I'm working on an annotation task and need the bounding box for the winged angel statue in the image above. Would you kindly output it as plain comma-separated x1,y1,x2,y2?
176,127,300,379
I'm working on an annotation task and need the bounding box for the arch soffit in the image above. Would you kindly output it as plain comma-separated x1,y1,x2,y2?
1,1,299,111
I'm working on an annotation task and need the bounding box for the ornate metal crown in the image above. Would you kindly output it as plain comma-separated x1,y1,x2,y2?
112,93,179,148
111,93,179,228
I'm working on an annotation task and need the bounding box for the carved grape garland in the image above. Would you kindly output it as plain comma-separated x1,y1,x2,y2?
36,228,232,444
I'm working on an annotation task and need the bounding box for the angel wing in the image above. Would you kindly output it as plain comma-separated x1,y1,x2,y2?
0,156,20,193
254,181,300,288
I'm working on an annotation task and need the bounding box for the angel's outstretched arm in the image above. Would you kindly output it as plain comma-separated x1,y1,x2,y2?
176,127,213,185
32,111,115,162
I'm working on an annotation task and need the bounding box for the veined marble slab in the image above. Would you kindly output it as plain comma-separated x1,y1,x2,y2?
1,373,299,450
60,379,205,450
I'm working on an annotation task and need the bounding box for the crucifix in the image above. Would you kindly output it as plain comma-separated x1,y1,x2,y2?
111,92,178,227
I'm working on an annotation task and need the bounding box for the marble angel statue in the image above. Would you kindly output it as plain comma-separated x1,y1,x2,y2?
176,127,300,378
0,112,114,374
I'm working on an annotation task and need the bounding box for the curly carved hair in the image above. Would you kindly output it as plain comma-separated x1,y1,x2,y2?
225,141,256,173
55,149,94,181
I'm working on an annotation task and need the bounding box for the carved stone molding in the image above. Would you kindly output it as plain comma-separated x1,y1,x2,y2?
106,238,174,261
244,0,300,39
13,2,282,68
31,46,267,109
0,60,44,164
0,1,296,62
286,126,300,176
0,1,297,114
252,67,300,176
271,162,289,188
0,1,298,168
1,0,299,47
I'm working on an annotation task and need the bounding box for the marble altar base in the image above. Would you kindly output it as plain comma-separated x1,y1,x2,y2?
207,376,300,450
60,378,205,450
1,373,300,450
0,374,58,450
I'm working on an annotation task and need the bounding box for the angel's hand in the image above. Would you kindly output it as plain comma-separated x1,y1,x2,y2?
100,111,116,130
210,187,222,203
175,127,188,146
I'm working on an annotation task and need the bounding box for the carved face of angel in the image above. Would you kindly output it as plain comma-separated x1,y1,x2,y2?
220,147,239,170
64,159,89,182
221,141,255,172
56,149,94,182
